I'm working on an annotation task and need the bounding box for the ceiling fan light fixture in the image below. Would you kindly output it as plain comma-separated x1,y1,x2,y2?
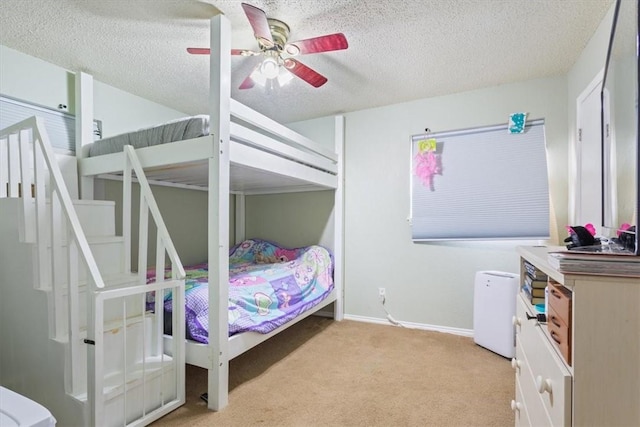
250,66,267,86
260,56,280,79
254,74,267,87
277,67,294,86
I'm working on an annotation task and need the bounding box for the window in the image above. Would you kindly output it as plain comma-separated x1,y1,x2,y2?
410,119,549,240
0,94,101,153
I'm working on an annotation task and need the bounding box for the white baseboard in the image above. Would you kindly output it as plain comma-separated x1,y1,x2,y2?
342,314,473,337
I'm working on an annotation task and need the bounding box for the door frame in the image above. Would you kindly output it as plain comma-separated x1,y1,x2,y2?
573,69,604,226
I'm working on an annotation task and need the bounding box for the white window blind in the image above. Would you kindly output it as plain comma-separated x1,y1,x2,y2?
410,119,550,240
0,94,101,152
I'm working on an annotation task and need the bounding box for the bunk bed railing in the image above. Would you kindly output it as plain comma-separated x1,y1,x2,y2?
121,144,186,282
0,116,106,290
90,278,186,426
1,118,186,425
77,99,339,181
1,115,107,413
229,99,337,163
88,144,186,425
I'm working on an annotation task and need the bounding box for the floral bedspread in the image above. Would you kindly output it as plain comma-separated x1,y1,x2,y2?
148,239,334,343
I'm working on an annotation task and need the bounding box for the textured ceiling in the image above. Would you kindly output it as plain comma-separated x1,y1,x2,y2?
0,0,613,123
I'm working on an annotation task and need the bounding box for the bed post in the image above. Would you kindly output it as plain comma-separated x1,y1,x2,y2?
333,115,345,321
207,13,231,411
75,71,94,200
235,193,246,244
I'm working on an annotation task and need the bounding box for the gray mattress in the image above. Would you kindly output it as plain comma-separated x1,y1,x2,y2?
88,115,210,157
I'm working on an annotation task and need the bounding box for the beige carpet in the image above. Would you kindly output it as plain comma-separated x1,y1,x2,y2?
152,316,514,427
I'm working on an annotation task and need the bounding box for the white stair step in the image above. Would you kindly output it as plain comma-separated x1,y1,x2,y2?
72,355,178,427
103,272,143,288
72,355,176,402
71,314,171,396
72,199,116,237
87,235,126,279
55,272,140,297
47,235,126,281
53,272,147,341
103,356,176,400
24,198,117,242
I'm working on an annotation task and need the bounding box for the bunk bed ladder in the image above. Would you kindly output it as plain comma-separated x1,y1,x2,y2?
0,118,186,426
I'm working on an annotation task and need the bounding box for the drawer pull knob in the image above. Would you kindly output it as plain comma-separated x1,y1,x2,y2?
510,400,522,412
512,316,521,327
536,376,553,394
550,330,562,345
511,358,521,370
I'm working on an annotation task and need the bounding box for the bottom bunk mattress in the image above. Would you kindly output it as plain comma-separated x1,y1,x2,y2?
148,239,334,343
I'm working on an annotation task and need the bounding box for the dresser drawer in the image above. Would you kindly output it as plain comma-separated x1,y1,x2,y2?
516,295,572,426
514,294,540,349
548,280,572,325
514,337,547,427
547,305,571,365
514,372,532,427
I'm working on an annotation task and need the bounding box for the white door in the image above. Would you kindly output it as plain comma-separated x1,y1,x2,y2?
575,72,603,229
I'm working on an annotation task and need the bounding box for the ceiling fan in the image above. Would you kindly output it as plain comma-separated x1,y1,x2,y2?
187,2,348,89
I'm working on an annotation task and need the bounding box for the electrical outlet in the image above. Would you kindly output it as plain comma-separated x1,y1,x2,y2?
378,287,386,299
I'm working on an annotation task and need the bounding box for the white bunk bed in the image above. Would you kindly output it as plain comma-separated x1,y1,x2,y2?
76,14,343,411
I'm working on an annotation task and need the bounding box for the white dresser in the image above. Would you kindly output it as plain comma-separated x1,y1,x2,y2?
512,246,640,427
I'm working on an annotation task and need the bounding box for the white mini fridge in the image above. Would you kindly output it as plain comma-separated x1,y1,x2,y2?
473,270,519,358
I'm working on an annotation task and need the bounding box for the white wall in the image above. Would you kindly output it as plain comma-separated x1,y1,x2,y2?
0,45,72,112
245,190,335,250
291,76,568,331
288,115,335,148
0,45,184,137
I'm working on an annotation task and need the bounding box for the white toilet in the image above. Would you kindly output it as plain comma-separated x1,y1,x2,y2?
0,387,56,427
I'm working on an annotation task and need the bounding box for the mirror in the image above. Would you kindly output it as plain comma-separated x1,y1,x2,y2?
601,0,639,255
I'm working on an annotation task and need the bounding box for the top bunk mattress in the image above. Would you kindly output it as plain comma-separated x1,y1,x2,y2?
80,109,339,190
88,115,209,157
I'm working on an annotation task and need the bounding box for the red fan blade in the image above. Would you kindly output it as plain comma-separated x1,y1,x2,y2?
283,58,327,88
187,47,211,55
239,75,255,90
285,33,348,56
241,3,274,47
